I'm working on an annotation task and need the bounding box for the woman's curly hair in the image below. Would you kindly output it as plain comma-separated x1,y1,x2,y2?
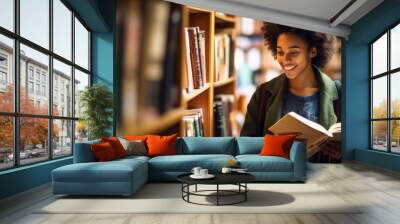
262,22,334,68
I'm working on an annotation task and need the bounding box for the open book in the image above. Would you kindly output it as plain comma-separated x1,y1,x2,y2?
268,112,341,158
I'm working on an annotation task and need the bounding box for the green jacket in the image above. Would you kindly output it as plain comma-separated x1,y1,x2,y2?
240,67,340,136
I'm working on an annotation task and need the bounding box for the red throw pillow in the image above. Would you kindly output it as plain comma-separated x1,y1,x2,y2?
91,142,117,161
146,134,177,157
101,137,127,158
260,134,296,159
124,135,148,141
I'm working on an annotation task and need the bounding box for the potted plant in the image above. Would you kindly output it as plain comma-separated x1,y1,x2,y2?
79,84,114,140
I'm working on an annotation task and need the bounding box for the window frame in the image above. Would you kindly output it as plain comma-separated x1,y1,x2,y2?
0,0,92,171
370,20,400,154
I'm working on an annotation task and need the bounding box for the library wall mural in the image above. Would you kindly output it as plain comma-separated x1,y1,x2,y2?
116,0,342,163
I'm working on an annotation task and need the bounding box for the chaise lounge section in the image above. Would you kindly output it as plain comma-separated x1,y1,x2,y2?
52,137,306,196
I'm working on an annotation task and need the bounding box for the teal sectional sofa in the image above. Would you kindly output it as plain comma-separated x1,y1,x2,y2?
52,137,306,196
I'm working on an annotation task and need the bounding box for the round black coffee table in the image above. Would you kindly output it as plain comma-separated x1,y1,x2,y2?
177,173,255,206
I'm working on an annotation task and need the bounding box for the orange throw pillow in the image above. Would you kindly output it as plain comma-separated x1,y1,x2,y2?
124,135,148,141
91,142,117,161
146,134,177,157
101,137,127,158
260,134,296,159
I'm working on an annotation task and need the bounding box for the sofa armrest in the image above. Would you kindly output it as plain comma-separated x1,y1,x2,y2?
289,141,307,181
73,140,99,163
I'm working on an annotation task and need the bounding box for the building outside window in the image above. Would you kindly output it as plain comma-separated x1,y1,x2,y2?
28,67,34,80
0,54,7,67
0,0,91,170
0,54,7,90
370,23,400,154
35,70,40,81
41,85,46,97
0,71,6,84
35,83,40,95
28,81,34,94
41,73,46,83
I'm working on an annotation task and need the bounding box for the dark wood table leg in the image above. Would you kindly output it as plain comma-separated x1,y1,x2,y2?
245,183,247,201
217,184,219,206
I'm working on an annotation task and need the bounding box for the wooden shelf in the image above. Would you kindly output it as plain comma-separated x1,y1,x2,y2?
183,83,210,101
215,13,236,24
124,107,185,135
214,77,236,88
188,6,212,13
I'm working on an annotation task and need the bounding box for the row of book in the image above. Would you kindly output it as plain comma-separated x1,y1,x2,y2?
215,32,235,82
184,27,207,92
182,109,204,137
214,94,235,136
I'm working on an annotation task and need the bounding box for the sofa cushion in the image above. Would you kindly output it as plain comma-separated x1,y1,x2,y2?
177,137,235,155
147,134,178,157
236,155,293,172
124,135,148,141
118,138,147,156
101,137,127,158
235,137,263,155
73,139,100,163
53,159,147,183
260,134,296,159
115,155,150,163
148,154,235,172
91,142,118,161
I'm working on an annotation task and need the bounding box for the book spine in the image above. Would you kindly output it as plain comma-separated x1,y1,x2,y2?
186,27,202,89
223,34,230,80
194,115,200,136
198,113,204,136
228,34,235,78
198,30,207,86
184,28,194,92
213,100,226,136
214,36,220,82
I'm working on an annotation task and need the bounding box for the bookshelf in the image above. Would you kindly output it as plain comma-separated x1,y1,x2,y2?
180,6,237,137
116,1,237,137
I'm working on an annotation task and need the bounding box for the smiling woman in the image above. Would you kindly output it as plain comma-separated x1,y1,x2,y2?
240,23,341,163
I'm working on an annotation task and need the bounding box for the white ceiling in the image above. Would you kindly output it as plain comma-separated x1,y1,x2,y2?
166,0,384,38
226,0,353,24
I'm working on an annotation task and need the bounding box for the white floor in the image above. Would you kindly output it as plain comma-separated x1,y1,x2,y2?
1,162,400,224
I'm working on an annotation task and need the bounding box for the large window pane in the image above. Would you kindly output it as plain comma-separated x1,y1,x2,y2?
391,120,400,153
20,0,49,49
20,117,49,165
0,0,14,31
372,121,388,151
0,116,13,170
372,76,387,119
74,18,89,70
391,24,400,70
391,72,400,118
53,119,72,158
74,69,89,118
372,33,387,76
53,0,72,60
0,34,14,112
20,44,49,115
53,59,72,117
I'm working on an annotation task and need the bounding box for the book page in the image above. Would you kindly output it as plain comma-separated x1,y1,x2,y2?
268,112,330,154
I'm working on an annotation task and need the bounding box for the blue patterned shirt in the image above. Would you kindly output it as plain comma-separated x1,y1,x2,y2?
282,90,319,123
